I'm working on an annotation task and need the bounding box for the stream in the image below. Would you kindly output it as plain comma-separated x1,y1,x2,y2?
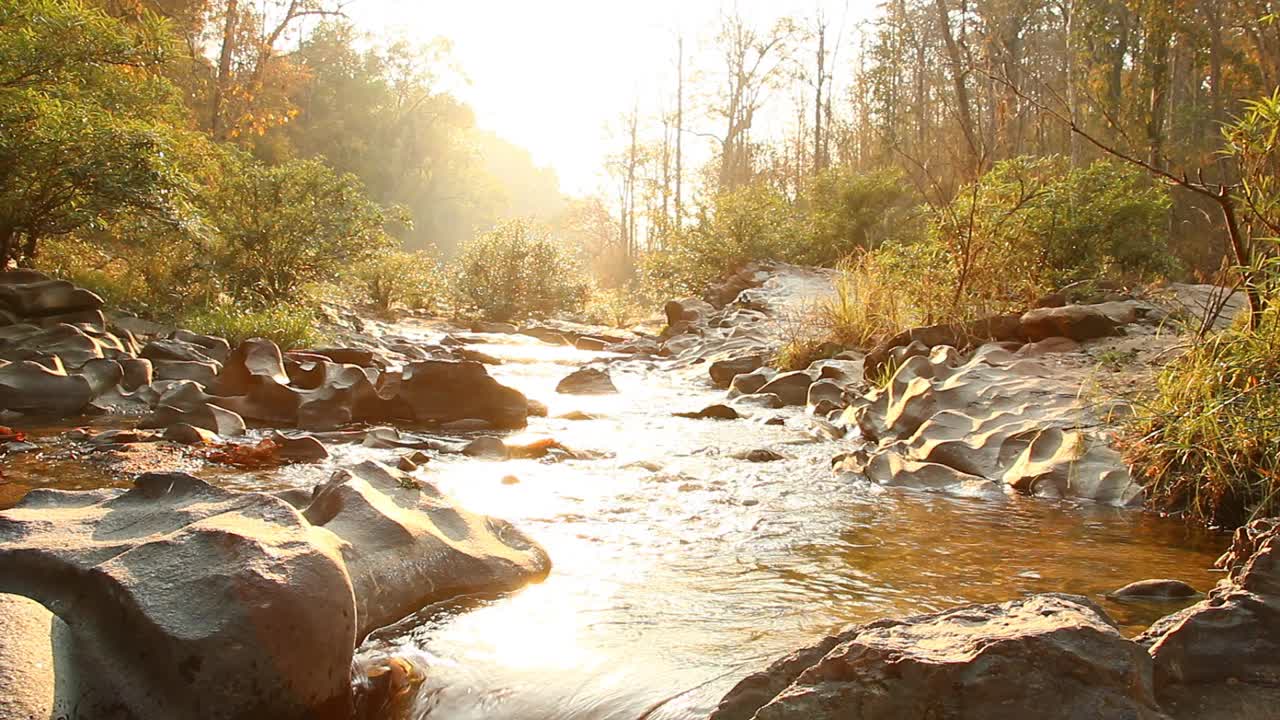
0,271,1228,720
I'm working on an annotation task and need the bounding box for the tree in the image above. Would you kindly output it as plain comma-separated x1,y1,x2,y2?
0,0,191,266
204,153,394,304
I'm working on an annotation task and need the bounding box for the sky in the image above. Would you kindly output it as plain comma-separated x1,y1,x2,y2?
349,0,880,197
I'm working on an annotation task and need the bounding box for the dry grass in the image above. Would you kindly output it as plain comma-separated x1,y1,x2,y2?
1121,312,1280,528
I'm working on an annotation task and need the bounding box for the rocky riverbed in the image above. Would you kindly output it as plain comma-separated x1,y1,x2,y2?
0,265,1271,719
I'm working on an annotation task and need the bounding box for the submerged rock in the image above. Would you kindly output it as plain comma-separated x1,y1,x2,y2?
712,593,1163,720
555,366,618,395
674,404,741,420
1109,579,1200,600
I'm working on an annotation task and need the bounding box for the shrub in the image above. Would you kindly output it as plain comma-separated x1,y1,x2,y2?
449,219,590,321
1122,309,1280,528
203,152,395,305
798,167,923,265
351,248,440,314
579,286,645,327
641,183,800,297
182,302,321,349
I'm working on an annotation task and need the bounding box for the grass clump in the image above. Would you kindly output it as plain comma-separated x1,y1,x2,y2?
1122,313,1280,528
182,303,322,350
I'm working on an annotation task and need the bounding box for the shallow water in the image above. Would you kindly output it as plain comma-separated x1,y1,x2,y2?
1,328,1228,720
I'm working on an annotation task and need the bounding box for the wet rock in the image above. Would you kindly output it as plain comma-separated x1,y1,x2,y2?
527,398,549,417
0,473,357,719
141,338,220,365
738,449,784,462
556,409,597,420
214,338,291,395
463,436,510,460
139,384,247,437
556,367,618,395
674,404,740,420
79,357,123,397
729,368,777,397
299,346,382,368
1138,517,1280,713
664,297,715,327
571,335,608,351
170,329,231,362
399,360,528,428
472,320,518,334
501,475,520,485
709,354,767,389
0,272,103,318
712,594,1163,720
758,370,815,407
1109,579,1200,600
152,358,220,386
454,347,503,365
305,461,550,638
0,359,93,416
863,313,1025,379
161,422,218,444
1020,301,1138,342
733,393,784,410
119,357,153,392
847,346,1143,506
269,431,330,462
806,379,844,411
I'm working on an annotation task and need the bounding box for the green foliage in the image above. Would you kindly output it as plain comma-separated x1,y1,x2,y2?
181,302,322,350
855,156,1173,329
203,152,395,305
642,183,800,297
797,167,922,265
352,248,441,314
1122,307,1280,528
579,286,646,328
0,0,192,265
449,219,590,321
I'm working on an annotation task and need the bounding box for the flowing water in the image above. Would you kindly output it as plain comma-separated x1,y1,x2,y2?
0,307,1229,720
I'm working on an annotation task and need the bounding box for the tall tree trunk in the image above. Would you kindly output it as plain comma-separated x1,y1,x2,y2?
1143,4,1172,169
1064,0,1081,166
0,226,14,269
933,0,982,175
813,21,826,174
211,0,239,140
675,36,684,228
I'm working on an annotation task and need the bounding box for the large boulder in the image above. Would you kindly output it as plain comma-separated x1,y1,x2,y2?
0,468,551,719
863,313,1024,379
1019,301,1139,342
841,344,1144,506
1138,517,1280,718
0,473,357,719
712,594,1164,720
214,337,291,395
304,461,550,638
397,360,528,428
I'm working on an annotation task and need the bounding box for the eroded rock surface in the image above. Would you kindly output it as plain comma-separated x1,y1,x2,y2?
838,343,1144,505
712,593,1163,720
0,466,550,719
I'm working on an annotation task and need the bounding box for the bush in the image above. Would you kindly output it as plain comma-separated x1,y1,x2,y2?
181,302,321,350
641,183,799,297
1122,309,1280,528
203,152,395,305
579,286,646,327
351,248,440,314
798,167,923,265
449,219,590,321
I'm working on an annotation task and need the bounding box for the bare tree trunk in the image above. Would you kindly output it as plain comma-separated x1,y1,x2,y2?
211,0,239,140
933,0,982,174
1064,0,1081,166
675,35,683,228
813,20,826,174
1143,6,1172,169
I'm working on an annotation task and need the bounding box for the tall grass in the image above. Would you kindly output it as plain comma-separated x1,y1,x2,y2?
1121,311,1280,528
